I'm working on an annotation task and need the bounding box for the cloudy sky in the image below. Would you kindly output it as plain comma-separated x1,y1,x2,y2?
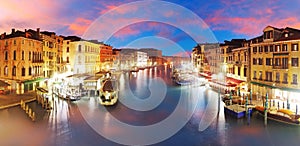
1,0,299,56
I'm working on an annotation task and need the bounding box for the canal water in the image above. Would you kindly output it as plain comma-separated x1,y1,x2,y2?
1,66,300,146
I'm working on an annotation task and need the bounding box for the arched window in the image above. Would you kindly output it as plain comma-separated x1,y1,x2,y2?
22,67,26,76
4,51,8,60
12,66,16,76
28,67,32,75
4,66,8,76
13,50,16,60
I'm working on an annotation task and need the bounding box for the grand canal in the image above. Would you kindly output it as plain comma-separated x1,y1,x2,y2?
1,66,300,146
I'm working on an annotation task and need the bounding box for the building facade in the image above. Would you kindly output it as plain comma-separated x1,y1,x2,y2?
250,26,300,107
99,44,113,70
0,28,44,94
62,36,100,75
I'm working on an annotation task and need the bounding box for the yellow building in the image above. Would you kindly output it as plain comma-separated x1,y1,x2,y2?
250,26,300,108
0,28,44,94
62,36,100,75
229,41,250,92
39,31,60,78
192,43,219,73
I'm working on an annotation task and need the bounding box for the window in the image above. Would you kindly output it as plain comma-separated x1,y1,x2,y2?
12,66,16,76
265,72,272,82
292,74,298,84
292,44,298,51
22,67,25,76
259,46,263,53
67,41,69,44
4,66,8,76
253,58,257,65
13,50,16,60
29,67,32,75
67,57,69,63
67,47,69,53
292,58,299,67
270,45,273,52
258,58,263,65
274,58,280,66
259,71,262,80
244,68,247,77
238,67,241,76
282,44,288,51
22,51,24,60
276,72,280,83
13,40,16,45
283,73,288,84
78,45,82,52
264,46,269,53
253,47,257,53
4,51,8,60
266,58,272,66
282,58,288,69
275,45,280,52
29,52,31,61
253,71,256,79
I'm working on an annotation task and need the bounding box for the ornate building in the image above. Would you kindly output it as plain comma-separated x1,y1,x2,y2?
0,28,44,94
250,26,300,107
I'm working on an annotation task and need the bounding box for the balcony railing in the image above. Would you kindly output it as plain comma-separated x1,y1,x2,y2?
32,60,44,63
273,65,288,69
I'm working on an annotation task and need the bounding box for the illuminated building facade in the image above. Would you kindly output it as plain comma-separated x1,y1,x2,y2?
0,28,44,94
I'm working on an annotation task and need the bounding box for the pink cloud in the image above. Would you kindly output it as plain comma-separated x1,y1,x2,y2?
68,18,92,36
0,0,67,33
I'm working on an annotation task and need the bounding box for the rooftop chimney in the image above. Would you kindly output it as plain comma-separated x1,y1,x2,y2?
37,28,40,39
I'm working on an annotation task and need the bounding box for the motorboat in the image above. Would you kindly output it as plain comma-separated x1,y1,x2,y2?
99,79,118,106
255,106,300,125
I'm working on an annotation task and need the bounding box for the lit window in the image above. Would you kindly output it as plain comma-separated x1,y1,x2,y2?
12,66,16,76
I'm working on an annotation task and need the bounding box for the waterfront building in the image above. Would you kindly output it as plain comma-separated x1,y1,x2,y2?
62,36,100,74
119,48,148,69
192,43,219,73
250,26,300,106
0,28,44,94
112,49,121,70
38,31,63,78
139,48,163,66
99,44,113,71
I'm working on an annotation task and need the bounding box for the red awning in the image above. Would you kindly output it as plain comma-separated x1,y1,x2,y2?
226,77,244,85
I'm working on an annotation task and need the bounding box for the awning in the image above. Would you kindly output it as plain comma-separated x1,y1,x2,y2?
226,77,244,85
250,81,276,89
0,80,10,87
23,78,44,85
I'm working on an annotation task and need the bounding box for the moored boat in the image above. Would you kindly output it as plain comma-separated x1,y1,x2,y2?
224,104,253,118
255,106,300,125
99,79,118,106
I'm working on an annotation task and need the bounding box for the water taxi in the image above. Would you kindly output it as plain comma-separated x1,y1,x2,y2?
99,79,118,106
255,106,300,125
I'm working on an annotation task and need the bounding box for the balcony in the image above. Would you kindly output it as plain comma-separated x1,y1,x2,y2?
273,65,288,69
32,60,44,63
273,52,289,56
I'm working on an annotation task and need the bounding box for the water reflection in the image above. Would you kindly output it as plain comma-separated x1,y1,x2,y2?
1,66,300,145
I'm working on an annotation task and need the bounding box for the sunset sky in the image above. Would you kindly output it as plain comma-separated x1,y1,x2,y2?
1,0,299,55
